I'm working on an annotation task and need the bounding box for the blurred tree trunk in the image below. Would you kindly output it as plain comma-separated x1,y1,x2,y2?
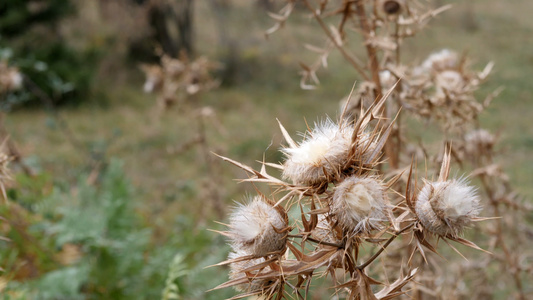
257,0,273,11
174,0,194,55
148,0,194,57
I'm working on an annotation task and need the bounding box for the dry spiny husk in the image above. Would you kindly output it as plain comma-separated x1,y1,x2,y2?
229,196,288,257
310,214,342,245
331,176,390,235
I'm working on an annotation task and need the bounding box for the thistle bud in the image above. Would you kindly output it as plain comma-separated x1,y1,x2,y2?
282,119,353,186
229,197,287,256
415,179,481,237
331,176,389,235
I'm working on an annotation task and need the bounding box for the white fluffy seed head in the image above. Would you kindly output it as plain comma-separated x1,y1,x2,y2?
421,49,459,73
464,129,495,155
435,70,464,93
229,197,287,256
379,70,397,92
228,250,273,293
281,119,375,186
331,176,389,235
415,179,481,237
282,119,353,186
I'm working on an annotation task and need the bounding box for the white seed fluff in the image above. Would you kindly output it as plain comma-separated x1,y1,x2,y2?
421,49,459,73
331,176,389,235
229,197,287,256
415,179,481,237
464,129,495,155
282,119,376,186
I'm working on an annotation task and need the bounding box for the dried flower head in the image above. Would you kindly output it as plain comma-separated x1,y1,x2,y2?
229,196,288,256
464,129,495,156
380,0,404,16
228,250,273,293
282,119,353,186
0,61,23,92
419,49,459,74
415,179,481,237
379,70,397,92
331,176,389,235
435,70,464,93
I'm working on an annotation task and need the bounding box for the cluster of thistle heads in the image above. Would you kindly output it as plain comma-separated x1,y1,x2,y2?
366,49,493,131
140,51,219,112
213,95,484,299
0,61,23,95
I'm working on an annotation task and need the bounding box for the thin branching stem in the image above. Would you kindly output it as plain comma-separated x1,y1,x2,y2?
356,223,414,270
301,0,370,81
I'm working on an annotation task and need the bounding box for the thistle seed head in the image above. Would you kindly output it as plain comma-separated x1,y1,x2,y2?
331,176,389,235
0,61,23,92
435,70,464,93
229,196,287,256
421,49,459,73
282,118,353,186
464,129,495,156
379,70,397,92
228,250,273,293
228,251,272,292
415,179,481,237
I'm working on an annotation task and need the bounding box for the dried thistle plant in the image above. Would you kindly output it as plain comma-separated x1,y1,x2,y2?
0,60,23,95
141,51,227,219
208,0,531,299
209,94,489,299
140,51,220,114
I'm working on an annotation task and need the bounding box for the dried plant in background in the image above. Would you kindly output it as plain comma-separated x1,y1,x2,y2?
0,61,22,95
141,51,225,219
210,0,532,299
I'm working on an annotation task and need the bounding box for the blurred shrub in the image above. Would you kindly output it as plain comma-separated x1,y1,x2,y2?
0,0,100,108
1,159,232,299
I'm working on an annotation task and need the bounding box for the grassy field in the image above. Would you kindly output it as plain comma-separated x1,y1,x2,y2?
2,0,532,298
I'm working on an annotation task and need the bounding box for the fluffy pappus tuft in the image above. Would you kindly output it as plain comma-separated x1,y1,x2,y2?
415,178,481,237
229,196,288,256
420,49,459,73
281,118,375,186
464,128,495,156
281,118,353,186
331,176,389,235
